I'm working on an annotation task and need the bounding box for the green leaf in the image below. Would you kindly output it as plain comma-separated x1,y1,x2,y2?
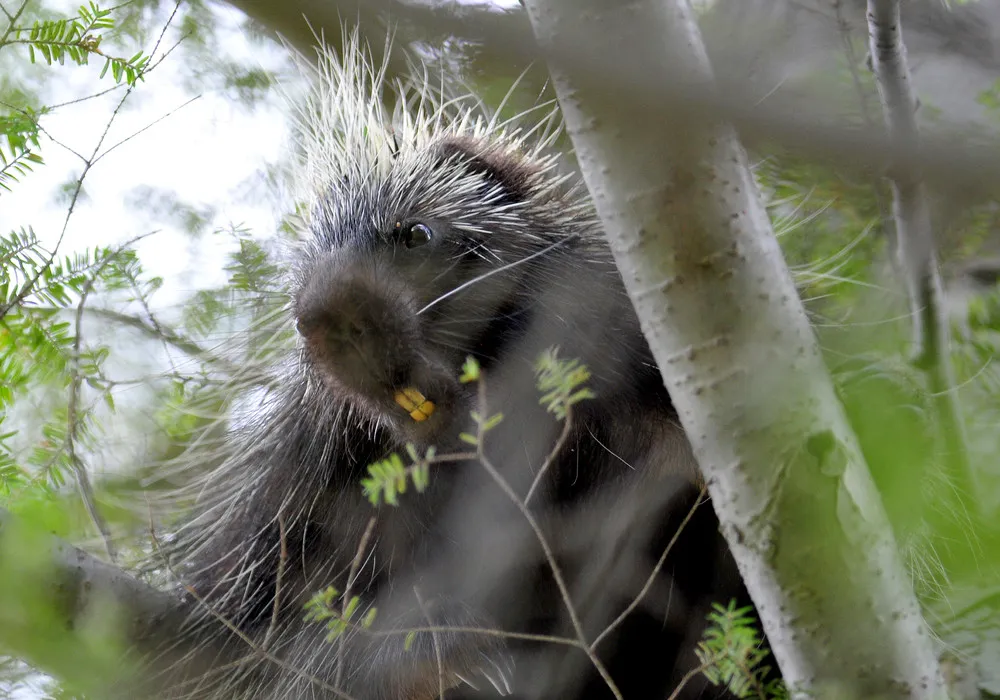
343,595,360,621
534,347,596,419
482,412,504,431
459,356,481,383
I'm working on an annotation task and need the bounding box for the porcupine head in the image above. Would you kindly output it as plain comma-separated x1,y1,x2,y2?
286,30,594,448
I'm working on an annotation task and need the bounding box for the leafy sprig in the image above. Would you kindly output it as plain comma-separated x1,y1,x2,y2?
361,448,433,507
535,347,596,420
696,600,787,700
11,3,149,86
303,585,378,643
0,145,43,192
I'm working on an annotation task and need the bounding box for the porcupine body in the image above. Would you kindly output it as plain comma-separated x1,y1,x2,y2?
163,31,756,700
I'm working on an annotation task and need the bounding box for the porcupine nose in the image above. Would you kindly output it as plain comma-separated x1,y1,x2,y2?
296,275,414,392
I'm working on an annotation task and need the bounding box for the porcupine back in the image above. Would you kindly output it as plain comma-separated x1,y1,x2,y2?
154,28,754,700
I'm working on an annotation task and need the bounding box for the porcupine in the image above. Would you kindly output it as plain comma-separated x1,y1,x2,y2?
158,29,759,700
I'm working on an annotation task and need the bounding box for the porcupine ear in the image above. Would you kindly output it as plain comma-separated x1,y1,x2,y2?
434,136,536,205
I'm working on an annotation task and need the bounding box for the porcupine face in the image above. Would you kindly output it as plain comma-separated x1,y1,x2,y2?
293,136,570,444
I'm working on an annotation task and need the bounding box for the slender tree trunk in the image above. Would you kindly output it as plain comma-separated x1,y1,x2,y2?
521,0,947,696
867,0,976,516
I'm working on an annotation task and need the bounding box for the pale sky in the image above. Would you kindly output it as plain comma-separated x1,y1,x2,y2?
1,0,529,488
1,8,292,692
1,1,293,313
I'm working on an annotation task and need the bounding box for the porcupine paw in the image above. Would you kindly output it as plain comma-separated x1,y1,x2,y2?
384,595,514,698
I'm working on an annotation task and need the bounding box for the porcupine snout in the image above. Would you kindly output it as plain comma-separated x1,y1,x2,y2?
295,261,419,399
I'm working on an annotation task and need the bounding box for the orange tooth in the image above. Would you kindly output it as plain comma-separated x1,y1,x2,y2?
394,388,436,422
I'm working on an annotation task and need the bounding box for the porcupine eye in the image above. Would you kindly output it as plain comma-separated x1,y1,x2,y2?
394,221,433,249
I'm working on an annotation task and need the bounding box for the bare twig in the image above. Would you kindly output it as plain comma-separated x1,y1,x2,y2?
413,586,447,700
314,612,583,648
591,484,708,650
335,515,377,690
93,94,201,166
65,244,138,561
262,512,288,651
664,658,716,700
524,404,572,506
471,379,623,700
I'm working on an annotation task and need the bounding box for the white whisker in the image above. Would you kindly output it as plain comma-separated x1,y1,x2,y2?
417,235,579,316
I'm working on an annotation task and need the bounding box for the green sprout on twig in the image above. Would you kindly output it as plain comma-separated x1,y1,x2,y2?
303,585,378,643
535,347,596,420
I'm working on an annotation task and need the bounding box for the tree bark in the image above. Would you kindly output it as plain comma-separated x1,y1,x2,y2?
521,0,947,696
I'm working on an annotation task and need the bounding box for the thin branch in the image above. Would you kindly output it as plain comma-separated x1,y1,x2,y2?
524,404,572,506
0,102,88,161
472,379,622,700
0,0,27,45
413,586,447,700
47,81,126,110
66,245,130,561
831,0,893,244
590,484,708,650
262,512,288,651
146,0,183,66
83,307,243,376
665,658,716,700
832,1,878,128
308,609,583,648
93,94,201,166
367,624,580,648
335,515,376,690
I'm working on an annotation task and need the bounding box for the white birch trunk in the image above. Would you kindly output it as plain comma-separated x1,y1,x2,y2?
867,0,975,512
521,0,947,696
